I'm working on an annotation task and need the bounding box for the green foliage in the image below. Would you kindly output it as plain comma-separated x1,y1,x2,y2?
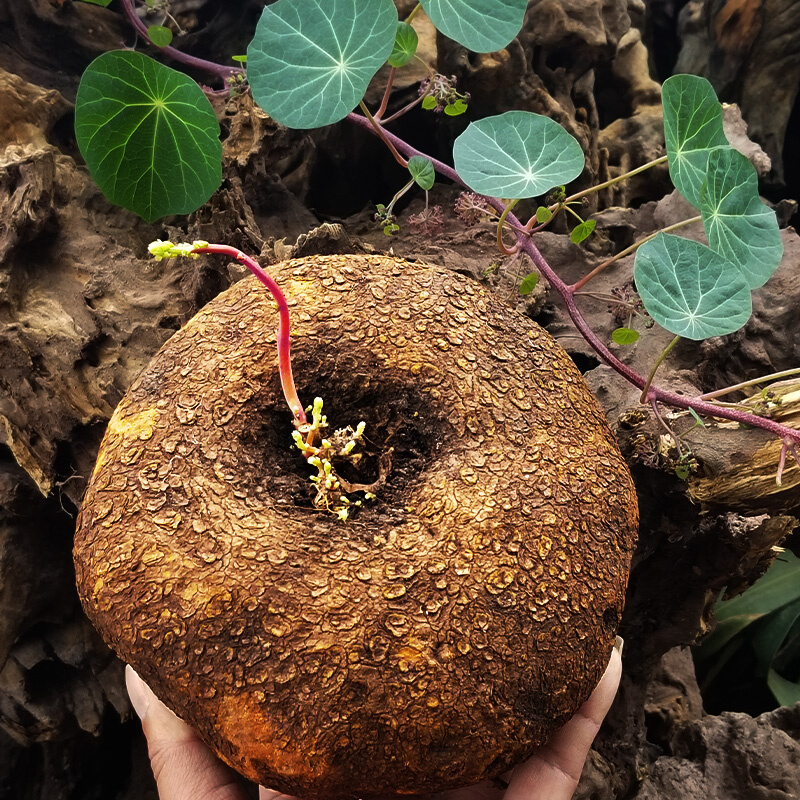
444,99,468,116
420,0,527,53
375,204,399,235
147,25,173,48
80,0,113,6
518,272,538,295
688,408,706,427
570,219,595,244
634,234,752,340
700,148,783,289
662,74,730,209
453,111,585,199
247,0,397,129
636,75,782,341
73,2,786,366
418,73,470,115
612,327,640,345
388,22,418,67
408,156,435,190
74,51,221,223
149,239,209,260
695,550,800,708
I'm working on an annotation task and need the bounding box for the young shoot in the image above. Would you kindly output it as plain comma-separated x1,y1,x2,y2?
149,241,374,519
149,239,306,427
292,397,371,519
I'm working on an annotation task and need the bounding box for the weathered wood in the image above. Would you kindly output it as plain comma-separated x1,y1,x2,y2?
676,0,800,187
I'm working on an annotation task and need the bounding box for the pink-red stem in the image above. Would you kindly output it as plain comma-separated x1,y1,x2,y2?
192,244,306,426
346,111,800,448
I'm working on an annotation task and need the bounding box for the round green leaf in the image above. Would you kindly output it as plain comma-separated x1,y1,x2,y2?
612,327,640,345
536,206,552,223
674,464,691,480
422,95,438,110
247,0,397,129
634,233,752,340
519,272,538,296
75,51,222,223
408,156,435,190
453,111,585,199
700,148,783,289
147,25,173,48
662,74,730,208
388,21,418,67
80,0,113,6
570,219,596,244
420,0,526,53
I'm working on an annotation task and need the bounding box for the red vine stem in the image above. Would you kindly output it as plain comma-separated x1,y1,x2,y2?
119,0,243,85
374,67,397,120
191,244,307,426
346,112,800,447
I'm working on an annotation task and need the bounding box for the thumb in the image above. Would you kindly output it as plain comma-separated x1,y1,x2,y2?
126,665,250,800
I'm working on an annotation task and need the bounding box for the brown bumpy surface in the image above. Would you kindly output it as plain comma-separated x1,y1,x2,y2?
73,254,638,799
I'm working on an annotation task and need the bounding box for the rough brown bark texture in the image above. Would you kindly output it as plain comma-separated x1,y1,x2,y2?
74,255,638,799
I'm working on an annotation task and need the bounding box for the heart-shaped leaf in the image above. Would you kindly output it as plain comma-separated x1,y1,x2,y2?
700,148,783,288
147,25,173,47
444,99,468,116
634,233,751,340
570,219,596,244
247,0,397,129
612,327,640,345
388,21,418,67
519,272,538,295
75,51,222,222
420,0,527,53
453,111,585,199
408,155,435,190
662,74,730,208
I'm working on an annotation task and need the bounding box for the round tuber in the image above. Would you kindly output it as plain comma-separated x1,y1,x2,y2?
74,254,638,799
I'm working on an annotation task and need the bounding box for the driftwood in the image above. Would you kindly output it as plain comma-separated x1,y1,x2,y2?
676,0,800,189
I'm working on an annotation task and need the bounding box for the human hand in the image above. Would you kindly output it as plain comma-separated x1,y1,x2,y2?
126,638,623,800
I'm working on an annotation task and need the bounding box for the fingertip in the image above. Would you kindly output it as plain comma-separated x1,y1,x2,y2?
583,640,623,721
126,667,248,800
259,787,303,800
125,665,153,720
503,642,624,800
